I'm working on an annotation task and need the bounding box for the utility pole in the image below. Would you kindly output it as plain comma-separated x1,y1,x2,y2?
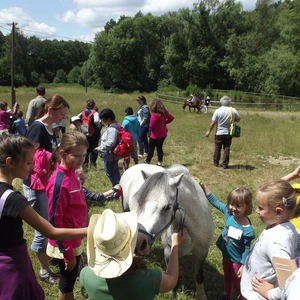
7,22,18,106
85,62,88,93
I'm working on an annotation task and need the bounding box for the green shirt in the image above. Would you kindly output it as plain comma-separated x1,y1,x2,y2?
80,266,162,300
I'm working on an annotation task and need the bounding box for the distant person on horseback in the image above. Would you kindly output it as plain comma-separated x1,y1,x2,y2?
189,92,196,104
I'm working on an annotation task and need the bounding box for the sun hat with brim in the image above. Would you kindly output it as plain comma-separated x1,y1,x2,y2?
87,209,138,278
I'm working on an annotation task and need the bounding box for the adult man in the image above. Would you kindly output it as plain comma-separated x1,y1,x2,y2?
25,86,46,127
205,95,240,169
136,95,150,158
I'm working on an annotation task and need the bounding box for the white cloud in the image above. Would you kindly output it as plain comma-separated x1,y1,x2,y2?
0,7,56,38
58,0,256,29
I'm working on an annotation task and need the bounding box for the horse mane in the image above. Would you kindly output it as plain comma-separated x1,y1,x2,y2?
133,171,169,213
165,164,190,177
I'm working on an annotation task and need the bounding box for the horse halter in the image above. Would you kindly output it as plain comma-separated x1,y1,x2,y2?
138,188,186,241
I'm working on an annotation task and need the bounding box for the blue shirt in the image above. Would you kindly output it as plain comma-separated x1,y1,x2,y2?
207,192,255,264
12,118,26,136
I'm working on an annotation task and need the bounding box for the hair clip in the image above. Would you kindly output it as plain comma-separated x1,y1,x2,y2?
282,197,288,207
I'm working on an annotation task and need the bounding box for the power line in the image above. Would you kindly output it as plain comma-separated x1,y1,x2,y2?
20,27,94,43
0,25,11,32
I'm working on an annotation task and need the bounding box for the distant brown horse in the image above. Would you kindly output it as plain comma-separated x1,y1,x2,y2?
182,97,204,113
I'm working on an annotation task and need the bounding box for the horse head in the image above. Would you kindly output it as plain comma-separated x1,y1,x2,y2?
131,170,185,256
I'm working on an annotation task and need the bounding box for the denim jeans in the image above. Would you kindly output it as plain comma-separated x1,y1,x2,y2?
103,160,120,186
23,184,48,253
138,126,149,155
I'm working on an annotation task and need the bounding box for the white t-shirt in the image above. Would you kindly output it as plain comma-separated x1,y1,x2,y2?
241,222,299,300
212,106,240,135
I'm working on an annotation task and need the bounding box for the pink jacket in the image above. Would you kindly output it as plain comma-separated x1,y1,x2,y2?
149,112,174,139
46,164,88,262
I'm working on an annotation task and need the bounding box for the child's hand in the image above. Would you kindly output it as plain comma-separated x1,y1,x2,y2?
65,258,76,270
251,274,274,299
93,147,99,153
237,265,244,278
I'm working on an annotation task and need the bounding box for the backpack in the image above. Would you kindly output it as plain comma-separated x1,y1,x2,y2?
30,148,52,191
111,123,133,158
81,110,95,136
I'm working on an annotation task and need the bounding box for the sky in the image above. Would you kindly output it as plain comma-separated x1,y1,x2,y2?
0,0,256,43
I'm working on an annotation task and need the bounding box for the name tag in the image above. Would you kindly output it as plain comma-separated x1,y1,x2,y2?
228,226,243,240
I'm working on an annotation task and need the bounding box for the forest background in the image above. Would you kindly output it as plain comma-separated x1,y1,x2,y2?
1,0,300,98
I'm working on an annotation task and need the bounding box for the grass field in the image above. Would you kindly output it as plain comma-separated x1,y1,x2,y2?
2,85,300,299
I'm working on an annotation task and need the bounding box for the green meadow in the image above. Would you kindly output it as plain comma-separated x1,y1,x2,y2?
2,85,300,299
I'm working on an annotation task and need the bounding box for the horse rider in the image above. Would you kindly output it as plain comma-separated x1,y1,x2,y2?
189,93,196,104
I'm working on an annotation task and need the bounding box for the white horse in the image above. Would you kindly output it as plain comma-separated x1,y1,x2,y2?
120,164,214,300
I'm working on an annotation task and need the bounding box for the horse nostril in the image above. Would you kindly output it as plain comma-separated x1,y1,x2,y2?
140,239,147,251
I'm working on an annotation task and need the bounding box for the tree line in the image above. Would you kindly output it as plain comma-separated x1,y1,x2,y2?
0,0,299,96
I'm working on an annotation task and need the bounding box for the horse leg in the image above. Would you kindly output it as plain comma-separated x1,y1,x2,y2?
193,252,208,300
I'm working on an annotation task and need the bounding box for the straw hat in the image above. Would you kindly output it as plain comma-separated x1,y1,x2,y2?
87,209,138,278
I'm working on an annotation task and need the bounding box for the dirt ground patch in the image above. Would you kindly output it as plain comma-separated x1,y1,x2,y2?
268,156,300,166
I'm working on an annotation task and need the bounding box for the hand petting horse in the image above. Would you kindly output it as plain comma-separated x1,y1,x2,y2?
120,164,214,300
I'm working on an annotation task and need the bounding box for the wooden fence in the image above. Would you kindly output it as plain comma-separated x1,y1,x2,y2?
156,92,300,111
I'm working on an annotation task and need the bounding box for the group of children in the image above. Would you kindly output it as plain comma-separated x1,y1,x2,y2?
199,170,300,300
0,130,122,300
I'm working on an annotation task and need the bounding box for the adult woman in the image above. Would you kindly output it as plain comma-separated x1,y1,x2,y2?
136,95,150,158
78,99,100,168
94,109,121,186
0,102,18,135
80,209,188,300
205,95,240,169
145,99,174,166
23,94,70,284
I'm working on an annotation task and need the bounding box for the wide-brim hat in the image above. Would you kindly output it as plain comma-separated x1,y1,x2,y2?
70,116,82,124
87,209,138,278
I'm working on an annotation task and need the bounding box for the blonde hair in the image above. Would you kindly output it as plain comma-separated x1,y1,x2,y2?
50,131,89,174
227,187,253,216
258,179,296,217
77,164,88,177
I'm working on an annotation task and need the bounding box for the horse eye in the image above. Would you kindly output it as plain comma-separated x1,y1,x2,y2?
163,204,172,211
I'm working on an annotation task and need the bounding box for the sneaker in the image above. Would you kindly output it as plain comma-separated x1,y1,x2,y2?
157,162,162,167
39,271,59,285
138,154,143,159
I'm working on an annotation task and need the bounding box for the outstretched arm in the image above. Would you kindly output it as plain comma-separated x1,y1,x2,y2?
159,227,188,293
282,165,300,181
205,120,216,137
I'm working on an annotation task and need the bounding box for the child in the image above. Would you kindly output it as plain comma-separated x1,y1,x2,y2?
69,115,82,132
201,182,255,300
46,131,89,300
52,123,62,144
122,106,140,170
0,134,87,300
77,164,122,202
12,110,26,135
241,179,299,300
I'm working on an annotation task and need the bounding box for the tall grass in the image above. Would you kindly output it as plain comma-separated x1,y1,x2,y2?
7,85,300,299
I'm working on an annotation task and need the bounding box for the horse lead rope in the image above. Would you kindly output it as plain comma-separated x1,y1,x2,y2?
138,188,186,240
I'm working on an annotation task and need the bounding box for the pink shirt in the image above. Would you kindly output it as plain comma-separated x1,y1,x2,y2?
0,110,12,130
149,112,174,139
46,165,88,262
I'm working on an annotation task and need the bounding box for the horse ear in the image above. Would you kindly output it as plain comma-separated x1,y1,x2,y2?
171,173,185,186
141,170,152,180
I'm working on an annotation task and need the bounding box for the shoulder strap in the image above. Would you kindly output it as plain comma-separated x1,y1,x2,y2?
0,189,14,220
229,107,233,123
